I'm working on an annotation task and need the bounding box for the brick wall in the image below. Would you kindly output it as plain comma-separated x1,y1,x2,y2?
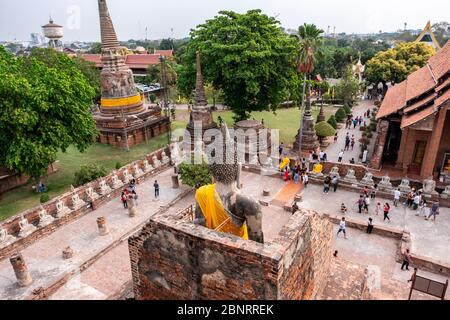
128,208,332,300
0,147,170,261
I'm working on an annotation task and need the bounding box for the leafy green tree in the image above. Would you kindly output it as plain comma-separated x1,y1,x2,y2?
178,162,212,188
335,107,347,123
88,42,102,54
142,60,178,86
365,42,435,94
178,10,298,121
74,163,107,187
336,66,360,107
315,121,336,137
158,38,174,50
0,47,98,179
327,115,337,129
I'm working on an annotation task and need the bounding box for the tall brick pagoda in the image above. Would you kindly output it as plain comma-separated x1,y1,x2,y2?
185,51,217,149
94,0,170,149
293,83,320,153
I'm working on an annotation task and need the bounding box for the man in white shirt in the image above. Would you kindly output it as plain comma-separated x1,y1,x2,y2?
338,150,344,163
337,217,347,239
413,193,422,210
393,188,401,207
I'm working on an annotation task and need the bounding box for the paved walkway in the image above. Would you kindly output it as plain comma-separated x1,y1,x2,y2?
0,169,190,300
324,100,376,164
300,184,450,266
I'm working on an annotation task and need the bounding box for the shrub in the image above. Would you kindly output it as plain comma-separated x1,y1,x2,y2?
40,193,50,204
335,107,347,122
315,121,337,137
74,163,108,187
149,94,157,103
327,115,337,129
178,161,212,189
115,162,122,170
343,104,352,115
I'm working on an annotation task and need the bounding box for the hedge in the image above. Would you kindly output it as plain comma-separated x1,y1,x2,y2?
315,121,337,137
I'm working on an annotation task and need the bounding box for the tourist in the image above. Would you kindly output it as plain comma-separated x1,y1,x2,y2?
294,171,299,184
332,176,338,192
356,195,364,213
341,203,348,214
370,184,378,200
367,218,374,234
130,179,137,192
132,190,138,206
337,217,347,239
38,182,46,193
353,118,357,129
417,199,429,217
279,142,284,157
323,176,331,194
383,203,391,222
375,202,382,215
406,191,415,208
338,150,344,163
350,136,355,150
323,153,328,162
362,186,369,197
154,180,160,199
302,173,309,187
319,150,325,161
121,191,128,209
334,133,338,142
350,158,355,164
407,268,418,283
345,137,350,151
334,250,339,257
425,202,439,221
363,195,370,213
413,192,422,210
401,249,413,271
292,202,299,215
284,168,289,182
393,188,401,207
358,116,363,126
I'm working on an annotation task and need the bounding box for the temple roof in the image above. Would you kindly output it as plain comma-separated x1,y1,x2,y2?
377,40,450,128
82,53,161,69
415,21,441,50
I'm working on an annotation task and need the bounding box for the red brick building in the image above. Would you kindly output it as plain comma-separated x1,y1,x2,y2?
371,41,450,180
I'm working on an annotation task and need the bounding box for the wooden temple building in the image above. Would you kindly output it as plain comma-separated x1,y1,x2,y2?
93,0,170,149
370,40,450,181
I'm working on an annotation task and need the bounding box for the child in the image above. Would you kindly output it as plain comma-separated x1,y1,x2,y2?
375,202,381,215
341,203,348,214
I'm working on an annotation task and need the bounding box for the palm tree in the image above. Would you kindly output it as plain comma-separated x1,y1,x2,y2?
294,23,324,153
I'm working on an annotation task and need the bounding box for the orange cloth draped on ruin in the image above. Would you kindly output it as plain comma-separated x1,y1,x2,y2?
195,184,248,240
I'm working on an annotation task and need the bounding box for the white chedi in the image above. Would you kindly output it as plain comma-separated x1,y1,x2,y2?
143,160,154,173
0,227,16,248
71,192,86,211
98,180,112,196
111,173,124,189
38,206,54,228
56,199,72,218
18,215,37,238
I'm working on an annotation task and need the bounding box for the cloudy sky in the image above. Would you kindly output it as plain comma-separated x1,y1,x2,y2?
1,0,449,42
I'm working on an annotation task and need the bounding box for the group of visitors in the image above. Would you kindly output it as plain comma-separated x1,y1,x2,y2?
323,175,339,194
345,116,365,130
120,179,139,209
393,187,440,221
282,159,309,186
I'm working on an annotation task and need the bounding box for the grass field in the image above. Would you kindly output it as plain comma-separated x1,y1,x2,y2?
0,121,186,220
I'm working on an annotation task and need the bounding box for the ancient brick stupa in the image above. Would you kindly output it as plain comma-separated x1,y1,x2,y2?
185,51,217,150
93,0,170,148
293,83,320,153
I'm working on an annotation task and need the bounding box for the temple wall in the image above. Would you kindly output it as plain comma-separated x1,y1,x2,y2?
128,209,332,300
397,128,431,173
435,110,450,175
0,165,57,195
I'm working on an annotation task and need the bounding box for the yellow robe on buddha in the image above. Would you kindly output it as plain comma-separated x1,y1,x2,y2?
313,163,323,174
195,184,248,240
279,157,290,171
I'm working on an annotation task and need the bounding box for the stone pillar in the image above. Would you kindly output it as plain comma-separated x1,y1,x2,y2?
369,120,389,169
128,197,137,218
171,174,180,189
421,108,447,179
237,163,242,189
62,247,74,260
97,216,109,236
91,199,98,211
10,253,33,287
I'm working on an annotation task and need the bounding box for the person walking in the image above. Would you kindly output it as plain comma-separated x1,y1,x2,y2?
370,184,378,200
334,133,338,142
363,195,370,214
294,171,299,184
302,173,309,187
132,190,138,206
401,249,413,271
383,203,391,222
121,191,128,209
413,192,422,210
337,217,347,239
154,180,160,199
356,195,364,213
417,199,428,217
393,188,401,207
375,202,382,215
338,150,344,163
323,176,331,194
367,218,374,234
332,176,338,192
425,202,439,221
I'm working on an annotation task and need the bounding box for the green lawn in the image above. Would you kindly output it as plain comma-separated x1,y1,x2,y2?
212,106,336,146
0,121,186,220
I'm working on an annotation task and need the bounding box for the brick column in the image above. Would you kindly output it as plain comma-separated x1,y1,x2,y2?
395,127,410,169
369,120,389,169
10,253,33,287
421,108,448,179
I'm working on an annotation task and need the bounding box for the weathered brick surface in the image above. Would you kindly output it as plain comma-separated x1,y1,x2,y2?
0,147,171,261
129,208,333,300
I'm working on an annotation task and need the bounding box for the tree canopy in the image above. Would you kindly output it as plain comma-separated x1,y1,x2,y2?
335,66,360,106
295,23,324,74
365,42,436,89
177,10,298,121
0,47,98,179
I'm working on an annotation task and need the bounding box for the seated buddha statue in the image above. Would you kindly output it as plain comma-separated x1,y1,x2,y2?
194,124,264,243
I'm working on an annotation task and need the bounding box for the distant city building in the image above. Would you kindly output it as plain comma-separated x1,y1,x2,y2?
42,18,64,51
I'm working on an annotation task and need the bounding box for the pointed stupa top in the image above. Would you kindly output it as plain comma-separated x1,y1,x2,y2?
195,50,208,107
98,0,120,50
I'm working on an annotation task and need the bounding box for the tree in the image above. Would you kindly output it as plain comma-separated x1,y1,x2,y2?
335,66,360,107
178,10,298,121
365,42,435,95
158,38,174,50
142,60,178,87
88,42,102,54
74,163,107,187
0,47,98,179
178,162,212,188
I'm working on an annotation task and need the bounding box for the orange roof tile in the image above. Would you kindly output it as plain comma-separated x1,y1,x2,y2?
436,77,450,93
81,54,102,67
435,89,450,109
428,40,450,81
401,104,437,129
125,54,161,67
405,65,436,101
154,49,173,57
376,80,407,119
